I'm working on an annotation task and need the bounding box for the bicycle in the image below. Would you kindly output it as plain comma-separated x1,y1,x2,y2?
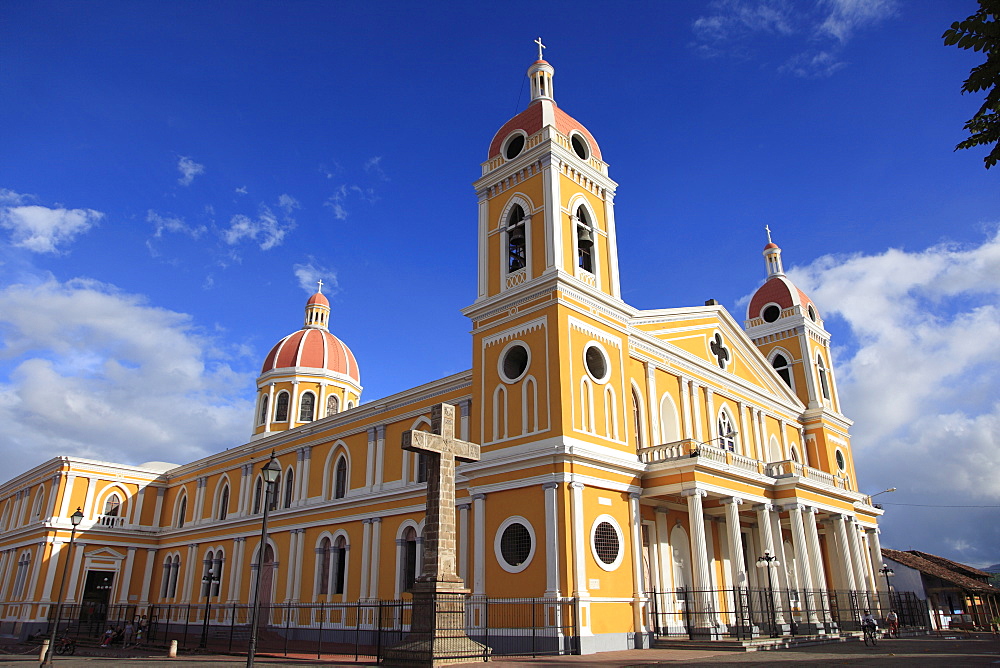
863,623,879,647
54,636,76,655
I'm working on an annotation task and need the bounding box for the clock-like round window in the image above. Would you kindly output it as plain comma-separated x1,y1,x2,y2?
500,342,529,383
835,449,846,471
584,343,609,383
500,523,531,567
762,304,780,323
590,515,624,571
571,133,590,160
504,133,526,160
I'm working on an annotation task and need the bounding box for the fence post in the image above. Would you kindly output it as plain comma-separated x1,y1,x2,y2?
317,601,324,660
228,603,235,653
531,598,537,658
355,601,361,662
284,602,291,656
375,600,382,662
181,603,190,649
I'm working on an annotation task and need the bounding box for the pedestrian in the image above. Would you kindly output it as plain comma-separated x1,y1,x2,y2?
124,620,135,646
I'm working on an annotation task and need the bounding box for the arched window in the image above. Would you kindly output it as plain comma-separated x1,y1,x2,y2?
717,409,736,452
258,395,269,425
218,485,230,521
161,556,173,598
252,478,263,514
334,457,348,499
507,204,526,273
176,495,187,528
283,469,295,509
631,388,643,450
318,537,332,594
575,205,594,273
299,392,315,422
401,527,418,592
274,392,290,422
104,494,121,517
31,488,46,520
817,355,831,400
326,395,339,417
333,536,347,595
169,555,180,597
772,353,792,387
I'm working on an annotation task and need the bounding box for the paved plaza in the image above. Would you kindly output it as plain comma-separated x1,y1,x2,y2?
1,634,999,667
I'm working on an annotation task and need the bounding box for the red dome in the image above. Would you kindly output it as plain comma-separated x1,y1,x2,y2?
764,242,779,250
488,101,602,161
748,276,817,321
306,291,329,307
260,328,359,382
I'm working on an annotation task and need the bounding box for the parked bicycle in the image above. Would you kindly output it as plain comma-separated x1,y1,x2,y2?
54,636,76,655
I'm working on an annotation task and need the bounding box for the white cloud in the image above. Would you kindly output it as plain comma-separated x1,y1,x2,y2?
293,258,338,295
235,186,248,195
324,184,377,220
177,156,205,186
0,192,102,253
147,210,206,239
787,229,1000,562
221,198,297,251
0,277,254,476
364,156,389,181
692,0,897,76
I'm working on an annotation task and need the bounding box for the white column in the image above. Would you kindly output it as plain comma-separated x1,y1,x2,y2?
543,483,560,597
40,541,63,602
605,192,622,298
866,527,886,594
472,493,486,595
680,378,693,439
288,380,300,428
779,419,790,459
754,503,786,624
66,543,85,602
139,548,158,605
832,515,856,591
368,518,382,598
374,425,385,491
300,448,312,504
722,497,746,588
682,488,713,630
769,511,791,592
181,543,198,602
458,502,471,585
645,363,660,446
117,547,137,603
629,492,645,635
228,538,245,603
82,477,96,517
285,530,299,602
26,542,45,602
359,519,372,599
691,385,704,442
541,154,563,271
803,508,828,593
131,484,146,527
786,504,819,625
58,474,76,519
194,478,206,525
705,389,716,441
568,484,588,596
152,487,165,526
365,428,377,491
845,519,868,593
736,402,750,458
654,508,671,591
264,383,275,432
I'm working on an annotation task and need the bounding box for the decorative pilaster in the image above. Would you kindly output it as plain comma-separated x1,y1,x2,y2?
472,493,486,596
369,518,382,598
359,519,372,599
628,492,646,638
118,547,137,604
542,483,560,597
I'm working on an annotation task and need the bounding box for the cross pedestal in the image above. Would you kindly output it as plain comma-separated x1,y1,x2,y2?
383,403,490,666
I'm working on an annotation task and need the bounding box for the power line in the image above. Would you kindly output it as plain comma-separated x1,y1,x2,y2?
881,502,1000,508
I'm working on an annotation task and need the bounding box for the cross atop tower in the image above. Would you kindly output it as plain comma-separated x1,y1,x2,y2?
535,37,546,61
765,225,773,244
316,279,324,294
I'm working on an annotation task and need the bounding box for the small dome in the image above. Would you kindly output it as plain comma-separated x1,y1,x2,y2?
306,291,329,307
748,276,818,322
488,101,602,161
261,328,360,382
764,242,779,250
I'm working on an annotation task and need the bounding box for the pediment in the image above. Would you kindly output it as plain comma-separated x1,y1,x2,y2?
85,546,125,561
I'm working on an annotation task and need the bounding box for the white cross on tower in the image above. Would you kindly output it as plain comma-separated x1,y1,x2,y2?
535,37,546,61
402,403,480,584
765,225,773,244
316,279,324,293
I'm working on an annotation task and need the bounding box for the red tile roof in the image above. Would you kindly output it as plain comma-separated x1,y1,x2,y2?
488,101,602,160
882,548,997,593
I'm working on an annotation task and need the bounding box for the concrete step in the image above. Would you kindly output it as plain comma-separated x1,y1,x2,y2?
653,633,849,652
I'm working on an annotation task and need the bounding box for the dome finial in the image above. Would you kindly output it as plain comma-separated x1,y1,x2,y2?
316,279,324,294
534,36,546,62
765,224,773,244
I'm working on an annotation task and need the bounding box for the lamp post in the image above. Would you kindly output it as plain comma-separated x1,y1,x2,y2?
880,564,895,610
199,567,220,649
246,451,281,668
756,551,781,637
44,507,84,665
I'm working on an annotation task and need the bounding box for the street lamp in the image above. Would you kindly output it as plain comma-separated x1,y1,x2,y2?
44,507,84,665
880,564,895,609
246,451,281,668
199,567,221,649
756,551,781,637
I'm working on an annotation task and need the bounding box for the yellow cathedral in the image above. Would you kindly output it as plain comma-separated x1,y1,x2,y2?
0,50,892,655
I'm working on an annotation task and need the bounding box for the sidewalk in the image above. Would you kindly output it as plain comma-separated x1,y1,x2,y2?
2,634,998,667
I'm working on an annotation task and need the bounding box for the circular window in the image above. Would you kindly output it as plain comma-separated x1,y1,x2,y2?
499,342,530,383
590,515,624,571
571,133,590,160
584,343,609,383
494,516,535,573
835,449,846,471
504,133,526,160
762,304,781,323
808,305,817,322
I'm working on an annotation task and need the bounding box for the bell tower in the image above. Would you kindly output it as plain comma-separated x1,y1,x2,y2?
463,43,633,459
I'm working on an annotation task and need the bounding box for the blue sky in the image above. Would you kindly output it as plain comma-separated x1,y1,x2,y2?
1,1,998,566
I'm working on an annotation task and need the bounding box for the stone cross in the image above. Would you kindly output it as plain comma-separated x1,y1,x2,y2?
535,37,546,61
710,332,730,369
765,224,772,243
402,403,480,584
316,279,324,293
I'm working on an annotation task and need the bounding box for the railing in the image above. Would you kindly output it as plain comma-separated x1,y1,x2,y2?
96,514,126,528
646,587,930,640
42,597,578,661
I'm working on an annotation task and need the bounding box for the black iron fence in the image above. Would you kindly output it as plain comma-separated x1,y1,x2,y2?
40,596,578,661
646,587,930,640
